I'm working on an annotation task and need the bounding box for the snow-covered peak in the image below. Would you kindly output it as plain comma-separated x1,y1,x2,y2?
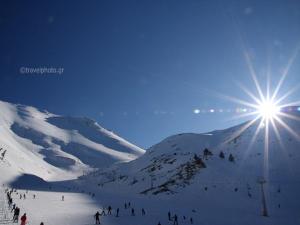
0,100,145,183
82,107,300,197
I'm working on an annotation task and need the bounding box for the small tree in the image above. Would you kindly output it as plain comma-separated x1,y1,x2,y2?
193,155,206,168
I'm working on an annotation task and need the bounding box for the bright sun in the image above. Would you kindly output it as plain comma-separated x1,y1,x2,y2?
220,46,300,183
258,100,280,120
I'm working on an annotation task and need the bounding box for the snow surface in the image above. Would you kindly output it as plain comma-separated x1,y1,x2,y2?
0,100,144,184
1,100,300,225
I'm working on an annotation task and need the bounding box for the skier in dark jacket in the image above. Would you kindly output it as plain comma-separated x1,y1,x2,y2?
116,208,119,217
94,211,101,224
173,214,178,225
11,203,16,212
13,207,20,222
168,211,171,221
107,206,112,215
190,217,193,224
100,207,106,216
131,208,135,216
142,208,146,215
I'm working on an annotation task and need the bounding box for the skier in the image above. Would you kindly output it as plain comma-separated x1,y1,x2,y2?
40,223,44,225
190,217,193,224
131,208,135,216
33,194,36,199
62,195,64,201
116,208,119,217
158,222,161,225
173,214,178,225
8,197,12,207
23,194,26,199
124,203,127,209
13,207,20,222
142,208,146,215
219,151,225,159
229,154,235,162
101,208,106,216
107,206,112,215
20,213,27,225
11,203,16,212
168,211,171,221
94,211,100,224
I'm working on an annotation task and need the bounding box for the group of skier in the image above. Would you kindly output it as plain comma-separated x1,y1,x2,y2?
5,187,195,225
94,202,147,224
93,203,193,225
5,188,45,225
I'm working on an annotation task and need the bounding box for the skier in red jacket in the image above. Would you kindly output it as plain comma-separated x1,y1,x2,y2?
20,213,27,225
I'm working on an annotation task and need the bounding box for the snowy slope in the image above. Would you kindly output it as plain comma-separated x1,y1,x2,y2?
0,100,145,184
1,102,300,225
83,110,300,194
78,107,300,225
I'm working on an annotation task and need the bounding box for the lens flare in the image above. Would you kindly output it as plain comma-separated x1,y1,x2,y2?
219,47,300,183
258,100,280,120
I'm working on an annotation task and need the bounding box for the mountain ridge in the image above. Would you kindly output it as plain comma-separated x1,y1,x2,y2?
0,100,145,183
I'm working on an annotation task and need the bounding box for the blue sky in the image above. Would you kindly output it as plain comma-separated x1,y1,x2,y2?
0,0,300,148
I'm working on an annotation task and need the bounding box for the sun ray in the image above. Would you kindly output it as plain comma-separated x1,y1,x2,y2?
270,117,284,147
215,93,259,109
235,81,262,105
278,111,300,122
266,52,272,99
244,51,266,102
269,117,291,164
279,101,300,108
225,111,259,122
274,115,300,141
275,84,300,105
224,115,261,144
263,119,270,180
240,118,265,163
270,118,299,176
271,45,300,101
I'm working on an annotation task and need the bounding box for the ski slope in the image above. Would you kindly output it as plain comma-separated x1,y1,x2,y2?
1,100,300,225
80,107,300,225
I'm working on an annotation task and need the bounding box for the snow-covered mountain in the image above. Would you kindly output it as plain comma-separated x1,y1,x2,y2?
1,100,300,225
78,107,300,224
84,108,300,193
0,100,145,183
